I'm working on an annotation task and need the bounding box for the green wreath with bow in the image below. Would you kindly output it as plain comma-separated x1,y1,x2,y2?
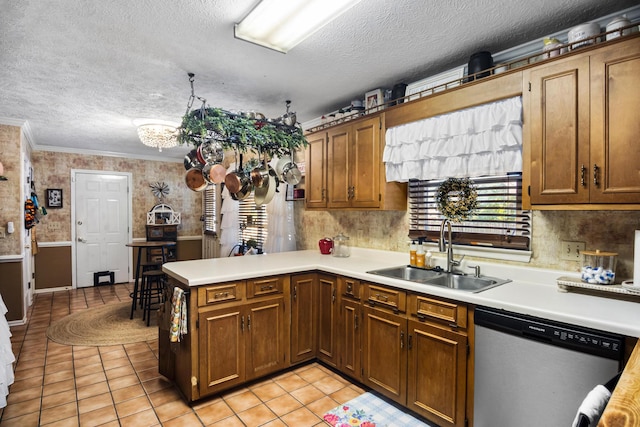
436,177,478,222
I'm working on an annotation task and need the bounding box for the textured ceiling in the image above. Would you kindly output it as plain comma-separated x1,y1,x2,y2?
1,0,638,161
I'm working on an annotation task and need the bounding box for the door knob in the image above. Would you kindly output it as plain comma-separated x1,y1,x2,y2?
77,237,87,243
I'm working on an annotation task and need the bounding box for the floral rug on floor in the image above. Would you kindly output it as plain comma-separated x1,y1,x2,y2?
323,392,434,427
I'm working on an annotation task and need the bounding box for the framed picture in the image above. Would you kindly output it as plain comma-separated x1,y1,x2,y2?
365,88,384,112
46,188,63,208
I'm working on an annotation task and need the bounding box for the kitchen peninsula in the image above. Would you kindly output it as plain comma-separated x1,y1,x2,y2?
160,248,640,426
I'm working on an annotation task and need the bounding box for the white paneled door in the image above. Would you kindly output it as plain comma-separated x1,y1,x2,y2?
73,172,131,288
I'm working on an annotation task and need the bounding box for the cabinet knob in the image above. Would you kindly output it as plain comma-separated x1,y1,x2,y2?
593,164,600,187
580,165,586,187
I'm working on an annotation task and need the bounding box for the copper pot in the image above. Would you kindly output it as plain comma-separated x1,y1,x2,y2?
185,167,207,192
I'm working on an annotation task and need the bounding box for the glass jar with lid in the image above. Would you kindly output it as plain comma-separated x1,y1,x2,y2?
332,233,351,258
580,250,617,285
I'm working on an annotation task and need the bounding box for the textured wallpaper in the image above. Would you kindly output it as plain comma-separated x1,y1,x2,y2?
294,207,640,280
31,151,202,241
0,125,23,256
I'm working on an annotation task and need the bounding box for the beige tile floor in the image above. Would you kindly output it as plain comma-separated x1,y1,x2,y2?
0,283,367,426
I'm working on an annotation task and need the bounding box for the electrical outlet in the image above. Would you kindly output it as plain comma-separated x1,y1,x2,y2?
560,240,586,261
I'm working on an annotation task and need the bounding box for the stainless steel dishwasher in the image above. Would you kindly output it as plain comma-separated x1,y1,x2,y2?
473,307,623,427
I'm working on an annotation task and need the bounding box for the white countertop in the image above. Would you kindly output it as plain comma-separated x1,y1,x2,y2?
163,248,640,337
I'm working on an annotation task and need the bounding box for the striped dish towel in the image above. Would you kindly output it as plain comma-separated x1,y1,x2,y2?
169,287,187,342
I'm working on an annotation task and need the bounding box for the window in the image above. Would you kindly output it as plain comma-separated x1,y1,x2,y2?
238,192,268,251
408,173,530,251
202,185,218,235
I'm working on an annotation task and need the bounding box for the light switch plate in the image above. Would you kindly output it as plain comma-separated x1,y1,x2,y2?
560,241,585,261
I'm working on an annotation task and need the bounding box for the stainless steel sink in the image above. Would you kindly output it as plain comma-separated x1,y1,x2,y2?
366,265,443,282
419,273,510,292
366,265,510,293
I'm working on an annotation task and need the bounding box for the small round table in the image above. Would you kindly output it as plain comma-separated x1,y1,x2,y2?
126,241,176,319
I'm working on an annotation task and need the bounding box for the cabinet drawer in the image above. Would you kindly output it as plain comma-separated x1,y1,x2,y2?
340,277,361,300
198,282,244,306
409,294,467,329
364,284,406,312
247,276,284,298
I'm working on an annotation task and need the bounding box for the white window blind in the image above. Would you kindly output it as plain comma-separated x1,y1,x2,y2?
203,185,218,235
409,173,530,250
238,193,267,250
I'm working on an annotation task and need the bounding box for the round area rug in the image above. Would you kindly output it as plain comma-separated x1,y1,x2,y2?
46,302,158,346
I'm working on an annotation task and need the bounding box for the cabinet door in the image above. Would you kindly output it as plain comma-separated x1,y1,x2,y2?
407,320,468,427
351,116,381,208
338,298,361,381
527,56,591,204
246,297,286,380
590,39,640,203
305,132,328,208
198,306,245,396
291,273,317,364
362,306,407,405
327,125,351,208
317,274,338,366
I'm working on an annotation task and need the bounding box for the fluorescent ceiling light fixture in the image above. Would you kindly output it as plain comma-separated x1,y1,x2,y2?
235,0,361,53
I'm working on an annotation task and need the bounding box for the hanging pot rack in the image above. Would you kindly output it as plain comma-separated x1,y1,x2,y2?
177,73,307,159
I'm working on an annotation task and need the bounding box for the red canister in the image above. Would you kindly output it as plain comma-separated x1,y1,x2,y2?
319,238,333,255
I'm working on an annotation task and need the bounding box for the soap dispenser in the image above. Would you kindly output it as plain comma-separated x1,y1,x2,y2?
416,244,426,268
409,241,417,266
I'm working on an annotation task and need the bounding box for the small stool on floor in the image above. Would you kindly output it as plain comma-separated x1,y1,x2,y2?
140,269,165,326
94,271,114,286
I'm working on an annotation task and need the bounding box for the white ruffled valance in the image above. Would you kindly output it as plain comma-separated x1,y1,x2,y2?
383,96,523,182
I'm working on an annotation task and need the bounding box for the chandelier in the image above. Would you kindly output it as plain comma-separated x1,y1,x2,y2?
134,120,179,152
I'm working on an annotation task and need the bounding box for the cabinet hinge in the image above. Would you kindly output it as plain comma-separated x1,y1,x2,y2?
528,82,531,92
379,118,382,129
465,418,469,427
196,320,199,329
527,185,531,196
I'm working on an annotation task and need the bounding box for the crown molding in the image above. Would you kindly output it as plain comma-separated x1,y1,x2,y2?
34,144,183,163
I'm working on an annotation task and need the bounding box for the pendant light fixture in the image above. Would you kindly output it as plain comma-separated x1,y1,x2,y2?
133,119,179,152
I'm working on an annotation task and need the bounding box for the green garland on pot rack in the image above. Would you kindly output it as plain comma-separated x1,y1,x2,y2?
436,177,478,223
177,74,307,158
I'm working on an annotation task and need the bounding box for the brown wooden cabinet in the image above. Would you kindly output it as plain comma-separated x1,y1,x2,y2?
198,295,285,396
168,275,288,399
337,277,362,381
305,114,406,210
526,36,640,207
290,273,318,364
327,116,381,208
245,297,286,380
305,131,328,209
198,304,245,395
362,303,408,405
317,274,339,367
361,282,408,405
406,295,469,427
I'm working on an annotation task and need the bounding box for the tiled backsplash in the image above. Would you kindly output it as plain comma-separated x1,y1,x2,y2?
295,207,640,280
